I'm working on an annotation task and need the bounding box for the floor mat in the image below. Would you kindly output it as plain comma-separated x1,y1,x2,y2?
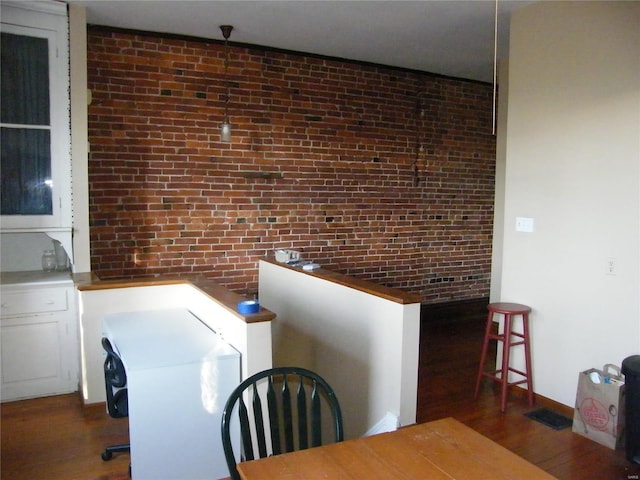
524,408,573,430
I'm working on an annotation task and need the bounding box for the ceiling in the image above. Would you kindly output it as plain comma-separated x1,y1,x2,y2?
70,0,535,83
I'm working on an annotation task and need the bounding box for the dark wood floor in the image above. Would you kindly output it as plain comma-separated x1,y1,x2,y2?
2,300,639,480
418,300,638,480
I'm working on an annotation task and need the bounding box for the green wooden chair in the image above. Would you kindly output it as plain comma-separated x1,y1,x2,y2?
221,367,344,480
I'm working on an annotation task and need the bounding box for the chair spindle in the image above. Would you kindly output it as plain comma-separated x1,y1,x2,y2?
297,376,308,449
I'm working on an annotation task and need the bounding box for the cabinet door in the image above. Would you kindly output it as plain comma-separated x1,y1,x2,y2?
0,3,71,229
0,286,78,401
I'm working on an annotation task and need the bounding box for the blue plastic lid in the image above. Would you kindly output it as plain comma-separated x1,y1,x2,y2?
237,300,260,314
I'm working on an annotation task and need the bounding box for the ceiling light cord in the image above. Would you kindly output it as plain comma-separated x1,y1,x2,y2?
220,25,233,142
492,0,498,136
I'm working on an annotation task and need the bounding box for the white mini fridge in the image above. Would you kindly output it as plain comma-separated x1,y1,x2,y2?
103,309,240,480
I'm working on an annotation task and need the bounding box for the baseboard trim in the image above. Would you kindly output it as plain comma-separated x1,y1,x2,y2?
508,385,574,417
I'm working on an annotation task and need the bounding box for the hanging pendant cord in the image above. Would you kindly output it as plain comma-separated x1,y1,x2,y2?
223,33,230,121
220,25,233,123
492,0,498,135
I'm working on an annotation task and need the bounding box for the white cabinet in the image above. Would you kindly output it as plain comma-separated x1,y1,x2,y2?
0,1,72,232
1,279,78,401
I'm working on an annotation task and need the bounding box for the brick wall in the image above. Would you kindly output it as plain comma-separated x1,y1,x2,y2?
87,27,495,303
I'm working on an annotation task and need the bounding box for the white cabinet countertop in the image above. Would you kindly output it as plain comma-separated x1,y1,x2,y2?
103,309,239,370
0,270,73,286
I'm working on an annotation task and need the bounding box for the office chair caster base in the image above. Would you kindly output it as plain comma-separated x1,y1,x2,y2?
101,444,130,462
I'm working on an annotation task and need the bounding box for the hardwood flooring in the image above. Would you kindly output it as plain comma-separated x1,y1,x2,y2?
1,393,131,480
418,300,638,480
1,299,639,479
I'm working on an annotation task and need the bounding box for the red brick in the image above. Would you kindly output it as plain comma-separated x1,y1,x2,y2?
87,28,495,303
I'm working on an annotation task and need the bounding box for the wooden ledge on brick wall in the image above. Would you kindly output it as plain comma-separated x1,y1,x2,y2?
261,257,422,305
239,171,283,179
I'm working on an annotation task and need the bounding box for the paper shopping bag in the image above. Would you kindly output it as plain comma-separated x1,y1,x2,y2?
573,364,625,449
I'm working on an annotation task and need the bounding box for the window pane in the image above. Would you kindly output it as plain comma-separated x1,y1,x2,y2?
1,32,50,125
1,127,52,215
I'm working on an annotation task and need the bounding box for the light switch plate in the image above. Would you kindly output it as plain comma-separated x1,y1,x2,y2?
515,217,534,233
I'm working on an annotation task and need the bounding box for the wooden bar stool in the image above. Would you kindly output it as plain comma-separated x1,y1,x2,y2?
474,302,534,412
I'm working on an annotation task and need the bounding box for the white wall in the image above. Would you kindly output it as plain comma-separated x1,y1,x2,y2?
259,260,420,439
494,2,640,406
490,59,509,300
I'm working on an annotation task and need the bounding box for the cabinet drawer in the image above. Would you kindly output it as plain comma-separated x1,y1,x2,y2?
1,289,69,316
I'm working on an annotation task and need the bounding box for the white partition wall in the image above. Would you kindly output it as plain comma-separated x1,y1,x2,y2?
259,260,420,439
78,282,272,404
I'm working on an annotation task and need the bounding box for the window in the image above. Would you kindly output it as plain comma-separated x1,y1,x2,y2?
1,32,53,215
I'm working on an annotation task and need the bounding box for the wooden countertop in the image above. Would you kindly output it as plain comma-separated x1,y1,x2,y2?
74,273,275,324
73,256,420,324
261,258,422,305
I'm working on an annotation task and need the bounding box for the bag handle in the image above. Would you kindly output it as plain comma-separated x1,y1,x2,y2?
603,364,623,379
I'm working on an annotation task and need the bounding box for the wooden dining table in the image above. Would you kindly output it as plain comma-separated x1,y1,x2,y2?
236,417,557,479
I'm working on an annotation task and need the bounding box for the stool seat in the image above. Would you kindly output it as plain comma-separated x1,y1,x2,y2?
475,302,534,412
488,303,531,315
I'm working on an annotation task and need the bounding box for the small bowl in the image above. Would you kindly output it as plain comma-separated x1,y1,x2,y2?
237,300,260,314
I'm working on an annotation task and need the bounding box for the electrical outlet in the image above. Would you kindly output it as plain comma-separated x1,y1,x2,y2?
606,257,616,275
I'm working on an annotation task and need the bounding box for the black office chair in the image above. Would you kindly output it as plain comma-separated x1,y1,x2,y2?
221,366,344,480
100,337,131,462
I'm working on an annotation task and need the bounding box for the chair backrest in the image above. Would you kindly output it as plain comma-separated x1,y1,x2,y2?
221,366,343,480
101,337,128,418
